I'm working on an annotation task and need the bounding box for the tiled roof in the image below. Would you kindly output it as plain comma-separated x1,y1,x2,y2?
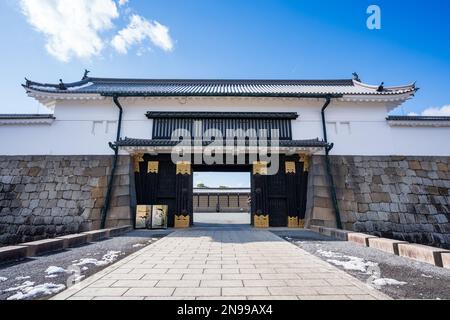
23,76,417,98
0,114,55,120
387,116,450,121
115,138,328,148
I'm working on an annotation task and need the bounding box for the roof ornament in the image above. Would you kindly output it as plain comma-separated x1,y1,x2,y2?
377,82,385,92
82,69,90,80
59,79,67,90
352,72,361,82
25,78,31,87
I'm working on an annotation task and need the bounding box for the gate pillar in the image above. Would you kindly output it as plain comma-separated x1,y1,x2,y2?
175,161,193,228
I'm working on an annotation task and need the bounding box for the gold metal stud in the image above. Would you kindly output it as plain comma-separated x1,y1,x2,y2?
133,153,144,173
176,161,191,175
147,161,159,174
285,161,296,174
253,161,268,175
254,215,269,228
174,215,190,228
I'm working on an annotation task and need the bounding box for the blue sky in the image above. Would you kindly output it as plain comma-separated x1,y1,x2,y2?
1,0,449,188
0,0,450,116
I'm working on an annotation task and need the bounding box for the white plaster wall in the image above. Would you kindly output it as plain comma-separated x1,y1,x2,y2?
1,97,449,156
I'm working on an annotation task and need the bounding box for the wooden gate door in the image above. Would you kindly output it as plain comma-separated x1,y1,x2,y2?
251,155,309,227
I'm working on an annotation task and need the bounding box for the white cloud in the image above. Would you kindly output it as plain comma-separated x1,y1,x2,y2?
19,0,119,62
409,105,450,117
111,14,174,54
118,0,129,6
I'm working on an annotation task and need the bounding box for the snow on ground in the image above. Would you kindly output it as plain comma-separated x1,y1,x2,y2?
0,277,7,282
372,278,407,287
315,248,407,287
316,249,378,273
6,283,66,300
15,276,31,281
326,257,378,273
132,243,145,248
73,251,122,267
3,281,35,292
45,266,67,275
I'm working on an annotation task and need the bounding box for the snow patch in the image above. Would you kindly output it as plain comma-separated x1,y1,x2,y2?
317,250,342,259
73,251,122,267
0,277,7,282
372,278,407,286
3,281,35,292
421,274,433,279
15,276,31,281
7,283,66,300
45,266,67,275
132,243,145,248
45,275,58,279
326,257,378,273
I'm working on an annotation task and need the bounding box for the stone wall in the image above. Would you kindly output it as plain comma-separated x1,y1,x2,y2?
0,155,131,245
306,155,450,249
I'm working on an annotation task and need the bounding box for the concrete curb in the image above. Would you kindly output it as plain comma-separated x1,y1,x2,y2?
18,238,65,257
83,229,110,242
0,225,133,265
442,253,450,269
397,243,450,268
0,246,28,264
57,234,89,249
310,225,450,269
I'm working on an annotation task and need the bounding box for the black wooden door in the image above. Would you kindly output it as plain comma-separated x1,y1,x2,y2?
267,159,288,227
250,155,308,227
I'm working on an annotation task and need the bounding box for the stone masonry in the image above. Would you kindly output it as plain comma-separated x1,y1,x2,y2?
306,156,450,249
0,155,132,246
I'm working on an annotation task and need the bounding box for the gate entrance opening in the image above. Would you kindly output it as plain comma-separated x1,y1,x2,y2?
132,154,310,229
193,171,251,226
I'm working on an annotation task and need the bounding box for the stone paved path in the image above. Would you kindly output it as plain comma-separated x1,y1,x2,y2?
53,228,390,300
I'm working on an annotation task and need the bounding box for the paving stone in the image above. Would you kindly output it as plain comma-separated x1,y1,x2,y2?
222,287,270,296
111,280,158,288
125,288,175,297
157,280,200,288
200,280,243,287
51,228,388,300
173,287,221,297
74,287,128,297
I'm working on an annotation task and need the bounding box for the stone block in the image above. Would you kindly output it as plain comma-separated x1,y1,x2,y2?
0,246,28,264
330,229,355,241
19,238,65,257
347,233,378,247
442,253,450,269
83,229,110,242
367,238,408,255
108,225,132,237
398,243,450,267
57,233,88,249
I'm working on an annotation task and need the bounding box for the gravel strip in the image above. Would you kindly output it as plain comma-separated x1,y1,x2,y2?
0,230,171,300
272,230,450,300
